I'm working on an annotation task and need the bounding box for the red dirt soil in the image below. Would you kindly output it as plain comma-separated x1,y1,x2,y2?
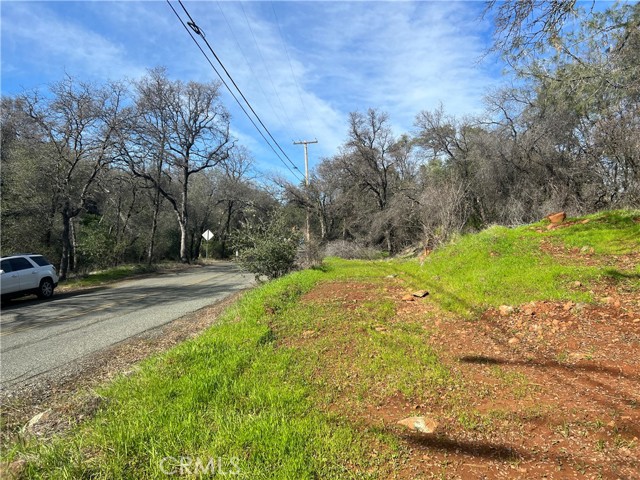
302,275,639,479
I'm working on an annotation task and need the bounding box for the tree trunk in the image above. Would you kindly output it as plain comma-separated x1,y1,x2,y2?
147,190,161,266
70,218,78,272
179,170,189,263
221,201,233,257
319,210,327,240
385,228,393,254
178,217,189,263
60,206,72,281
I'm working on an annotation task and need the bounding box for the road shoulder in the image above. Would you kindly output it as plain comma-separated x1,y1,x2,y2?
0,291,245,449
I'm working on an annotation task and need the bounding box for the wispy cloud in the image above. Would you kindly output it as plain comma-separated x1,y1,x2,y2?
1,1,502,178
196,1,499,164
1,2,145,88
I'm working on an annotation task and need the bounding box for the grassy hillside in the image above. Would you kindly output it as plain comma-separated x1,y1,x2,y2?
5,210,639,479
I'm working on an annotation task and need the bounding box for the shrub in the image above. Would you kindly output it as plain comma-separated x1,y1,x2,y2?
231,210,302,280
322,240,381,260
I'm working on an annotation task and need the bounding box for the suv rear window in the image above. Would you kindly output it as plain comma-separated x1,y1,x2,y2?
29,255,51,267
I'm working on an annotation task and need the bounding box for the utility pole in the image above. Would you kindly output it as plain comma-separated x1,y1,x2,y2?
293,139,318,242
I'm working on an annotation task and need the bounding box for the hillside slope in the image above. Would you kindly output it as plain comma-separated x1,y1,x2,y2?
5,210,639,479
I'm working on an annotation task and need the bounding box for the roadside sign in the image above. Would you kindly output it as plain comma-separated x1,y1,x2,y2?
202,229,214,241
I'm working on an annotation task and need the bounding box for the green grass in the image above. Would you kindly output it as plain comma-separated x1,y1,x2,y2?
386,209,640,315
8,270,393,479
7,209,639,478
544,210,640,255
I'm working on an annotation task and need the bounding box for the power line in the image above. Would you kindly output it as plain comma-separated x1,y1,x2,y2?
216,1,290,138
176,0,302,175
271,2,314,135
239,2,302,141
166,0,304,181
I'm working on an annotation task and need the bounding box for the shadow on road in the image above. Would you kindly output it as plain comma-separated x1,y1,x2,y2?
1,268,250,335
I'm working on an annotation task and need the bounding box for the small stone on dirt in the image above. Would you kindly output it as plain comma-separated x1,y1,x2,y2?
573,281,583,287
411,290,429,298
397,416,438,434
563,301,575,311
508,337,520,345
499,305,514,316
402,294,415,302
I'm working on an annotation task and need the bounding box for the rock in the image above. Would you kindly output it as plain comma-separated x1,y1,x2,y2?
547,212,566,224
499,305,514,316
25,409,51,431
580,246,595,254
580,219,590,224
573,281,583,287
523,307,536,316
385,274,397,279
508,337,520,345
602,296,615,305
563,301,575,311
402,294,415,302
374,326,388,333
412,290,429,298
546,224,556,231
397,416,438,434
5,459,26,477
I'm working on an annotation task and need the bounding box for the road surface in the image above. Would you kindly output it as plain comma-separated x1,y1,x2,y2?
0,263,253,391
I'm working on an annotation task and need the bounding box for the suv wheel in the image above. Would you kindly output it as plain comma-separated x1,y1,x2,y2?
37,278,55,299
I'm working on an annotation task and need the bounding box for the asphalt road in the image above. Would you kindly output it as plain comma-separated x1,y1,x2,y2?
0,263,254,390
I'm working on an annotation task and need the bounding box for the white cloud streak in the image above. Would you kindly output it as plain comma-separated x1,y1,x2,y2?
1,1,502,178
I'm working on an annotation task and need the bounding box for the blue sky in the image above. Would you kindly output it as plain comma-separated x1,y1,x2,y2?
2,1,503,180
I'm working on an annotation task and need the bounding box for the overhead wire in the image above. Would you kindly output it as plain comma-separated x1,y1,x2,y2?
177,0,301,175
166,0,304,181
270,2,314,136
216,1,290,139
239,2,303,141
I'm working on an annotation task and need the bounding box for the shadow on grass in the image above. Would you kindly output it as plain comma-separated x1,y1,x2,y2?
602,268,640,281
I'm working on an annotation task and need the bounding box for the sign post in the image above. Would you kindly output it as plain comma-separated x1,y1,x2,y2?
202,229,214,258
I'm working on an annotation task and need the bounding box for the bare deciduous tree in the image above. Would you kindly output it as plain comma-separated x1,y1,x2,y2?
20,77,126,279
120,68,233,263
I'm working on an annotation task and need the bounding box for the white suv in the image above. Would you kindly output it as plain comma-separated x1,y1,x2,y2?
1,254,59,300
